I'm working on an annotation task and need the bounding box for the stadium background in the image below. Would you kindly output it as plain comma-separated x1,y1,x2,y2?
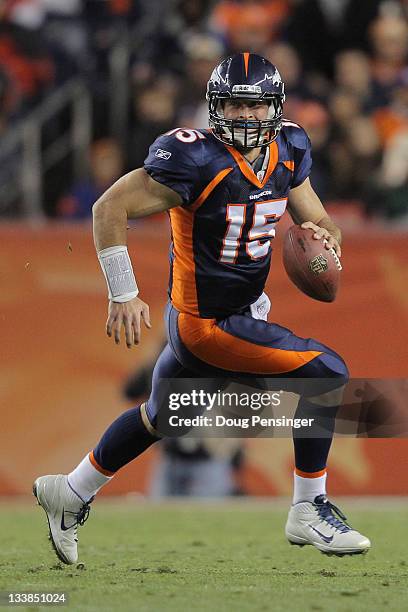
1,0,407,498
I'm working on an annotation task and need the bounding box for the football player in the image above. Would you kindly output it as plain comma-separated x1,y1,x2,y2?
34,53,370,563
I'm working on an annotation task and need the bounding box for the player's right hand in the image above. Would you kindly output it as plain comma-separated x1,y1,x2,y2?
106,297,151,348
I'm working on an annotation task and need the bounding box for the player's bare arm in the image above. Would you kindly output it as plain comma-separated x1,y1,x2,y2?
93,168,182,347
288,177,342,257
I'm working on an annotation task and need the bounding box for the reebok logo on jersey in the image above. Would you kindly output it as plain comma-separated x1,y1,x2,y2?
249,190,273,200
155,149,172,160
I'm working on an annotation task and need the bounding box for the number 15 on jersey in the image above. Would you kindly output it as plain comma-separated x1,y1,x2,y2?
220,198,287,263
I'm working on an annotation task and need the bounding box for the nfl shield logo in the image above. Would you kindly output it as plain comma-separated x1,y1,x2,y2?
309,254,328,275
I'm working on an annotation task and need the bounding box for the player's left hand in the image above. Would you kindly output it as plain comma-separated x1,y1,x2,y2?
300,222,342,257
106,296,151,348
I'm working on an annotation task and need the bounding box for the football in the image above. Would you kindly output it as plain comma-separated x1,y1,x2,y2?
282,225,342,302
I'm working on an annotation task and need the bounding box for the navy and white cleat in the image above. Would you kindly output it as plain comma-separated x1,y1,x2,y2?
285,495,371,556
33,475,92,565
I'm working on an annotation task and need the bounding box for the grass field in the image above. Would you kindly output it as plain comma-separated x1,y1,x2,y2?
1,499,407,612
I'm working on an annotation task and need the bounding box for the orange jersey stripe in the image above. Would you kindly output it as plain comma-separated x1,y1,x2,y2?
224,141,278,189
178,314,322,375
295,468,327,479
89,451,115,477
263,141,279,185
283,160,294,172
169,207,199,316
243,52,250,78
190,167,233,212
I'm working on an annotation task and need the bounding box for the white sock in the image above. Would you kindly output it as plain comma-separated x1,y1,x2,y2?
68,454,112,502
292,471,327,504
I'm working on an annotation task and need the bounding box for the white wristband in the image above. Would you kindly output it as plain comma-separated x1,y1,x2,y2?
97,245,139,303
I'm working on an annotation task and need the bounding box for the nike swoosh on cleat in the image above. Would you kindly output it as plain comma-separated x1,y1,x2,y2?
310,526,334,543
60,508,75,531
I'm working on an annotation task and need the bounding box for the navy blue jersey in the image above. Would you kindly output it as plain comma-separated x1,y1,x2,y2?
144,124,312,319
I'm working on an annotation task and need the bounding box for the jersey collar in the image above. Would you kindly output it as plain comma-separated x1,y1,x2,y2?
223,140,278,189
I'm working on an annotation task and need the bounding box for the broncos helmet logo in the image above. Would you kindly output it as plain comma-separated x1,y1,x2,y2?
254,68,283,87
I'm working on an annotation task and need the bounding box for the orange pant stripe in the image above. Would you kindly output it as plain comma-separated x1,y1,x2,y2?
178,313,322,375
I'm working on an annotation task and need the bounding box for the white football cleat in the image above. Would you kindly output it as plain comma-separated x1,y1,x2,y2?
33,474,92,565
285,495,371,556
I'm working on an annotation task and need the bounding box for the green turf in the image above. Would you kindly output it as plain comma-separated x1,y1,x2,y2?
1,500,407,612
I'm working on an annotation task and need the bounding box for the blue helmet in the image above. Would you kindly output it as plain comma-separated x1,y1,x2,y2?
206,52,285,149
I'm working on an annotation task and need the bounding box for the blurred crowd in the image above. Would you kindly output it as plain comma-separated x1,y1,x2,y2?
1,0,408,219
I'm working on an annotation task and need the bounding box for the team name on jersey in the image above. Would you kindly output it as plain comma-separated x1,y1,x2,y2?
249,190,273,200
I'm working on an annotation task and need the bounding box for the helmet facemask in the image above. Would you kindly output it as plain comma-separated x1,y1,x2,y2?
208,93,284,149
